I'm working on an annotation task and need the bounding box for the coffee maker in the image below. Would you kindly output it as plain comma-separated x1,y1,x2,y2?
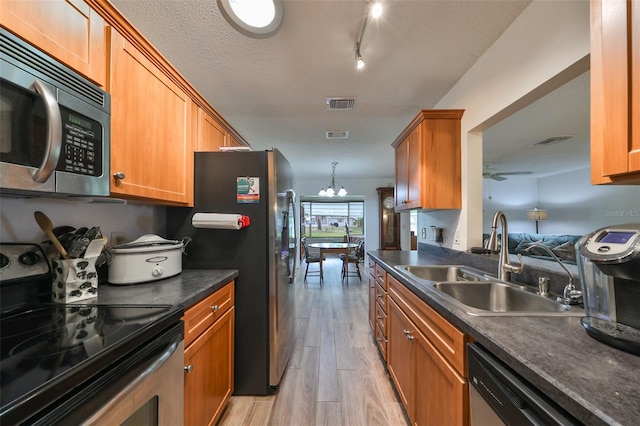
577,224,640,355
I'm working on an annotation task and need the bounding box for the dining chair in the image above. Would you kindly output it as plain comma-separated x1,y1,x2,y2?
301,238,324,283
340,240,364,282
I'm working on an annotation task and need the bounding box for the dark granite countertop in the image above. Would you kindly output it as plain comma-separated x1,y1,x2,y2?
368,250,640,426
98,269,238,309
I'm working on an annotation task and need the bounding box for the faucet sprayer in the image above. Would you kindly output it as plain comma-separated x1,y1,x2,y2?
525,243,582,305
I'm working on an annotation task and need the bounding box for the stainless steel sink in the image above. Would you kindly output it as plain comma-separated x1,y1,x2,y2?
394,264,583,316
395,265,492,282
432,281,584,316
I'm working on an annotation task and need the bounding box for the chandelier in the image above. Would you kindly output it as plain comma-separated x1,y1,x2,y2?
318,162,347,197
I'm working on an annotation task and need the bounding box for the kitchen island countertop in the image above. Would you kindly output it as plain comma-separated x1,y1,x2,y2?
98,269,238,309
369,250,640,426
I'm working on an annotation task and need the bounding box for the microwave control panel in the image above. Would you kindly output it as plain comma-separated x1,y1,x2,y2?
57,108,103,177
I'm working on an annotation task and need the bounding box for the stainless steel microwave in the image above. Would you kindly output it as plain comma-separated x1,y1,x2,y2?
0,29,110,197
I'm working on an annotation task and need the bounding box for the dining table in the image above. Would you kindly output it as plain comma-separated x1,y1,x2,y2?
307,242,359,284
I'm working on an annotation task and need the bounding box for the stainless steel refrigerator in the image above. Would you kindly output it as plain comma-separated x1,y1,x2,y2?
167,149,297,395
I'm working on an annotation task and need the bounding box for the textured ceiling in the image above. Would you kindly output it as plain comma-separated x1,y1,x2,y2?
110,0,576,183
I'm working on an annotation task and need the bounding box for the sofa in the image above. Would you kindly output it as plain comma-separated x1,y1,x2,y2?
483,233,582,263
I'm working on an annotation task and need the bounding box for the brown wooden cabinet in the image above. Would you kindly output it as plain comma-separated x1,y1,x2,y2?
368,263,376,331
377,187,401,250
108,28,194,205
591,0,640,184
369,261,390,360
387,274,468,426
196,108,228,151
387,297,414,415
183,281,235,426
0,0,107,87
392,110,464,210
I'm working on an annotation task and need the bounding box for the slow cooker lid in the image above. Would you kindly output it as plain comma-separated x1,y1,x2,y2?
110,234,182,252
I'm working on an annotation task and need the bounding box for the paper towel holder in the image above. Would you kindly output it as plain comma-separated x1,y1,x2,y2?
191,212,251,230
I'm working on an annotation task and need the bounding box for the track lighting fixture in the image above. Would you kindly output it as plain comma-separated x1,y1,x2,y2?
355,43,365,70
354,1,383,70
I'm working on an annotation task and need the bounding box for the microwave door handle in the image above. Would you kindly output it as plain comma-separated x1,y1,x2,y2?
31,79,62,183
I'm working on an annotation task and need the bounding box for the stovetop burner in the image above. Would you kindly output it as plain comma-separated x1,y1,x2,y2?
0,303,182,422
0,243,184,424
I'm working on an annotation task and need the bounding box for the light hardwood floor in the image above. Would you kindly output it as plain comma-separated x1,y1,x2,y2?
217,258,409,426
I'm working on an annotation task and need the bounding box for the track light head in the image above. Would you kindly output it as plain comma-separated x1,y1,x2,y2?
370,2,383,19
355,44,365,70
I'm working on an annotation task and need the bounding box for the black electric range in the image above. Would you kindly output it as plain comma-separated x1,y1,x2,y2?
0,243,184,425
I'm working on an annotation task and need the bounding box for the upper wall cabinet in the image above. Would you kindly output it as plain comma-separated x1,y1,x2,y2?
109,29,194,205
197,109,227,152
0,0,107,87
392,110,464,210
196,107,248,151
591,0,640,184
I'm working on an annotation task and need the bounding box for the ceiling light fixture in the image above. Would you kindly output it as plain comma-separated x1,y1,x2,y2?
218,0,283,38
354,1,383,70
318,162,348,197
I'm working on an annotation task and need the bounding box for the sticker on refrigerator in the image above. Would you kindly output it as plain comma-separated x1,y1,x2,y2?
237,177,259,203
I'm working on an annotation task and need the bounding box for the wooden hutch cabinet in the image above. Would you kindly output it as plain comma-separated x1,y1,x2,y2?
377,187,401,250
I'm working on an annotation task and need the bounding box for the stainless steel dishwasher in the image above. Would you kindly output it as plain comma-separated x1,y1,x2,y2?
468,343,581,425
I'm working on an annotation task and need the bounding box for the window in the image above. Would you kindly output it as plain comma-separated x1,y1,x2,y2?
301,200,364,238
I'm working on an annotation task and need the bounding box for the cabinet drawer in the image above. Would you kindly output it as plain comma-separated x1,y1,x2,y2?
376,322,387,360
375,302,388,336
369,262,376,277
375,263,387,288
183,281,234,347
376,282,388,314
388,275,467,375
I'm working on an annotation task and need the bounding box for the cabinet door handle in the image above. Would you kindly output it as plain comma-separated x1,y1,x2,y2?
377,294,384,299
113,171,125,180
402,329,414,340
211,304,219,312
184,364,193,373
377,315,383,320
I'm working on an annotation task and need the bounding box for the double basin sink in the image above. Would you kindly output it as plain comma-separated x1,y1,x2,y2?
395,265,583,316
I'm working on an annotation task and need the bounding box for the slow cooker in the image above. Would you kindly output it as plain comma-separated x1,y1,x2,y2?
108,234,186,284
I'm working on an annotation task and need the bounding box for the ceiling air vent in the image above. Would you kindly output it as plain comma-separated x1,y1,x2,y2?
326,131,349,140
326,97,356,110
534,136,573,146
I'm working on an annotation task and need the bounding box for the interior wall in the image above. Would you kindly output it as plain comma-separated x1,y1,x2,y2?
295,176,394,257
0,197,163,244
537,168,640,235
482,178,538,233
422,0,590,250
481,168,640,236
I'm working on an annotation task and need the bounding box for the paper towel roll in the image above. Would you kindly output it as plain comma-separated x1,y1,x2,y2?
192,213,244,230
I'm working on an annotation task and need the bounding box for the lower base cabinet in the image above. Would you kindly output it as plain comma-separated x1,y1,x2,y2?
183,281,235,426
414,324,467,425
386,274,468,426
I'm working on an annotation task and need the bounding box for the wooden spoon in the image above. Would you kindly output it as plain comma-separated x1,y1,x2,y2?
34,211,68,259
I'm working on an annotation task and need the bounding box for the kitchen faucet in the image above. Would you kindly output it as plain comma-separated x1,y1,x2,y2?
525,243,583,305
485,211,524,281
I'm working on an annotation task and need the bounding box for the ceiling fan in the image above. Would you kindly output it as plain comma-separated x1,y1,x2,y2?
483,165,533,181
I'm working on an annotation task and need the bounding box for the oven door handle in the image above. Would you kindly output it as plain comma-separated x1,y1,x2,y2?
31,79,62,183
117,334,181,394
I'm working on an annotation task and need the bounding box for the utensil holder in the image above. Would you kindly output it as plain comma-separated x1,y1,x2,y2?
51,256,99,303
